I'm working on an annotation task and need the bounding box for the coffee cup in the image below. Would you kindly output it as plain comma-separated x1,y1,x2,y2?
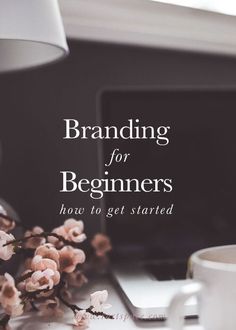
168,245,236,330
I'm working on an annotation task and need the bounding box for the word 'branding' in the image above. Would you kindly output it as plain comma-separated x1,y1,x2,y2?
63,119,170,146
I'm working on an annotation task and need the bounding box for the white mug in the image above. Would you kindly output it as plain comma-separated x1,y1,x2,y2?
168,245,236,330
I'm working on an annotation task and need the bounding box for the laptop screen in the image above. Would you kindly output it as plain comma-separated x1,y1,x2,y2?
99,89,236,262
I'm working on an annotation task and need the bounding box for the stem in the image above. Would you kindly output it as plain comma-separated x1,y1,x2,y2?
21,286,53,300
85,307,114,319
15,271,34,285
3,232,80,248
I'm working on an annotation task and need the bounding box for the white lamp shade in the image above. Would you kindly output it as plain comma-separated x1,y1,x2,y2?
0,0,69,72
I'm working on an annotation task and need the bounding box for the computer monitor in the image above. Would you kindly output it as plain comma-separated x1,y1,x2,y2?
98,89,236,262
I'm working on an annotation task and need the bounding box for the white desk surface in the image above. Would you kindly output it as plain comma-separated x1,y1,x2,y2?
11,276,202,330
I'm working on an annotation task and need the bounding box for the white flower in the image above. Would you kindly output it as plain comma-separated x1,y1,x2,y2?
0,231,15,260
25,268,60,292
68,227,86,243
74,310,89,329
64,219,87,243
90,290,111,313
59,246,86,273
0,273,23,316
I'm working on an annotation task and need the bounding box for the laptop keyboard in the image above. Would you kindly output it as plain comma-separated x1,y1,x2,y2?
146,260,187,281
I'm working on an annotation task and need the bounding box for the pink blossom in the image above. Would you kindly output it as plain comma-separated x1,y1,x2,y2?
27,255,60,291
38,297,64,318
49,219,86,246
0,273,20,307
31,255,58,272
0,204,15,232
90,290,111,313
0,273,23,316
5,302,24,317
67,270,88,288
24,226,46,249
48,225,67,247
25,268,60,292
0,215,16,233
74,310,89,329
0,231,15,260
59,246,85,273
35,243,60,267
64,219,86,243
91,234,112,257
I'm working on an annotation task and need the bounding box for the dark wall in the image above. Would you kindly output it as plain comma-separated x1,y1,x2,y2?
1,40,236,236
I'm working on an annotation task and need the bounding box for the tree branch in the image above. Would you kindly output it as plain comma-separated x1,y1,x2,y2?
57,289,114,319
3,232,80,248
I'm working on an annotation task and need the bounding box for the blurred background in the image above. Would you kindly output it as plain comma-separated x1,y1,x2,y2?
1,0,236,237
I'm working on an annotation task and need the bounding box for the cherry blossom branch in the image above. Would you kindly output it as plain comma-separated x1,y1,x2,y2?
19,281,114,320
3,232,80,248
0,216,113,327
57,288,114,320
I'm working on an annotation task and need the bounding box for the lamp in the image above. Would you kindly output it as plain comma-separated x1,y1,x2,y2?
0,0,69,72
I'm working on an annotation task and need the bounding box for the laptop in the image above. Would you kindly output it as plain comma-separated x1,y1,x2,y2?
97,88,236,319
